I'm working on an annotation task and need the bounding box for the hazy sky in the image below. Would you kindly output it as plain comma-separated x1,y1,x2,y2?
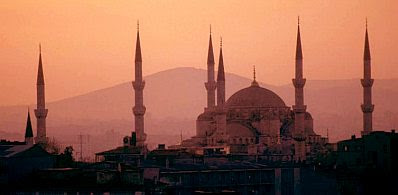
1,0,397,106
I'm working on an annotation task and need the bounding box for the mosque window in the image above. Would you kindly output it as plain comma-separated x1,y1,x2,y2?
239,138,242,144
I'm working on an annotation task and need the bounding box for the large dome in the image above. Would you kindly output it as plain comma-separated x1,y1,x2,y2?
226,84,286,108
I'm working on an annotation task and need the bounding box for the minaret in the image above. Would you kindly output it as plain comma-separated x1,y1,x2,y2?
35,45,48,144
361,20,374,136
216,37,227,141
132,22,146,147
292,18,307,161
25,109,34,145
217,37,225,106
204,26,216,110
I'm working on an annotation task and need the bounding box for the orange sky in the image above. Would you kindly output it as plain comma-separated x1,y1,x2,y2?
1,0,397,106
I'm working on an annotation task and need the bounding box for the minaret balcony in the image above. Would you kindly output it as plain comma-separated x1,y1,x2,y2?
34,109,48,118
361,79,374,87
361,104,374,113
293,133,306,141
215,105,227,114
133,106,146,115
205,81,217,90
132,81,145,90
292,78,306,88
292,105,306,113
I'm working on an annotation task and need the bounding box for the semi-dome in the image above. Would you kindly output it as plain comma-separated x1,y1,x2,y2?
226,84,286,108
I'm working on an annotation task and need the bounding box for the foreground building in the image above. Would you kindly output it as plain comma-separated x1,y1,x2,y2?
336,130,398,172
0,110,54,184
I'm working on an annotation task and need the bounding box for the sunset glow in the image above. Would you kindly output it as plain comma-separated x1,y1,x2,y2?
1,0,397,106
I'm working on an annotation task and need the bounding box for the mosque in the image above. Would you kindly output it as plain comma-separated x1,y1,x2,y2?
103,19,374,163
178,21,328,161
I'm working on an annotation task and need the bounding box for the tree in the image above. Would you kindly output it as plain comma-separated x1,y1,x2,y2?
56,146,75,168
38,137,61,154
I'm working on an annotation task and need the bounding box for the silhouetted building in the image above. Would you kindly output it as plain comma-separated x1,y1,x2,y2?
0,142,54,183
336,130,398,172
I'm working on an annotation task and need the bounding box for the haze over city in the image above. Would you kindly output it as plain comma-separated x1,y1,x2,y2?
2,1,398,194
1,0,398,106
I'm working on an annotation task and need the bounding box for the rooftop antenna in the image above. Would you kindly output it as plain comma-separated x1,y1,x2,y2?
180,129,183,145
327,128,329,139
79,133,83,162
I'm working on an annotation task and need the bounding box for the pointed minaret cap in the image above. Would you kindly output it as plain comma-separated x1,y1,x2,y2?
251,65,259,86
25,108,33,138
296,17,303,60
364,19,371,61
217,37,225,81
37,44,45,85
135,21,142,62
207,25,215,65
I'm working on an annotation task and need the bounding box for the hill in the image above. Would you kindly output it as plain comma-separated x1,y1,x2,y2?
1,67,397,155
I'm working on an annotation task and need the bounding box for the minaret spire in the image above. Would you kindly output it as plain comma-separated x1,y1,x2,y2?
204,26,216,110
217,37,225,106
292,18,307,161
132,22,146,147
25,108,34,145
361,20,374,135
135,21,142,63
296,17,303,60
37,44,44,85
35,44,48,144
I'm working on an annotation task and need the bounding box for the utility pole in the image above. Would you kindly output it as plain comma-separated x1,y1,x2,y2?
79,133,83,162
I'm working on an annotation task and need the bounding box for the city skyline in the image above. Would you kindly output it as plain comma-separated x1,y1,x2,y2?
1,0,398,106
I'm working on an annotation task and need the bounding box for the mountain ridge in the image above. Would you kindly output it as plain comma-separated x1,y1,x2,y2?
1,67,397,144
